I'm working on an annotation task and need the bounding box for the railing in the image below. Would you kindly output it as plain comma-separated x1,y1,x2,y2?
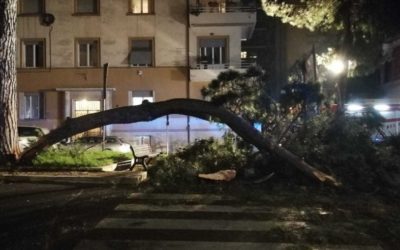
191,61,256,70
190,4,256,14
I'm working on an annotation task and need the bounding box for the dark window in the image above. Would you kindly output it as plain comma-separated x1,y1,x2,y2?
77,39,100,67
199,38,227,65
130,39,153,66
19,0,43,15
75,0,99,14
23,40,45,68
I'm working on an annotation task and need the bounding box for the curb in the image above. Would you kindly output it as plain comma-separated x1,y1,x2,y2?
0,171,147,187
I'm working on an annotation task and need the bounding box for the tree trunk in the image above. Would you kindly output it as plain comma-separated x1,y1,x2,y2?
0,0,19,164
20,99,340,187
336,0,353,111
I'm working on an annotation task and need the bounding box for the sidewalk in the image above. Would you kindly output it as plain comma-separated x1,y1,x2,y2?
0,167,147,187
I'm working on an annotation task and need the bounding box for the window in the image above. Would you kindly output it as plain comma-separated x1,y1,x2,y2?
76,39,100,67
22,39,45,68
74,99,101,116
19,0,43,15
129,0,153,14
20,93,44,120
129,39,153,67
75,0,99,14
73,99,101,136
131,90,154,106
199,38,227,66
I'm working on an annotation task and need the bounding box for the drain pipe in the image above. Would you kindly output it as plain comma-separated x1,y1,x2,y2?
186,0,191,145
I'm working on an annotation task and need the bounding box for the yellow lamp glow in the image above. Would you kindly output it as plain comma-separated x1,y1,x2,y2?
327,59,345,75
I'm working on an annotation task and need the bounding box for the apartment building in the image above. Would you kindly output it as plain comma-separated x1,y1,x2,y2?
382,37,400,98
17,0,256,151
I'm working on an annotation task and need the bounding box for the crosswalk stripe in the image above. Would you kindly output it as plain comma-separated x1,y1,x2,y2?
74,193,383,250
128,193,236,201
117,203,274,213
115,203,331,215
75,240,383,250
95,217,308,231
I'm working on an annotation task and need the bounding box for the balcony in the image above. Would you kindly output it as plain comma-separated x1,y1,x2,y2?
189,1,257,39
190,2,256,14
190,61,255,82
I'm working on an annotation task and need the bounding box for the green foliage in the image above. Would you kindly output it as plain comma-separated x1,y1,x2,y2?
201,67,275,123
287,113,400,191
33,146,131,168
147,133,253,192
146,156,199,193
262,0,338,31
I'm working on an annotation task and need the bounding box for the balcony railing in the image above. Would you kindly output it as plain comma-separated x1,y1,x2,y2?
191,61,256,70
190,4,256,15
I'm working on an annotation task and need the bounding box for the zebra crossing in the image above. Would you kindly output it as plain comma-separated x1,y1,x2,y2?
75,193,383,250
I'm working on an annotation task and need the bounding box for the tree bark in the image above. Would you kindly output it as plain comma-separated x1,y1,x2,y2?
0,0,19,164
20,99,340,187
336,0,353,111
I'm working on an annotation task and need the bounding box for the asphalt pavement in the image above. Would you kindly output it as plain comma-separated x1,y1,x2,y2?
0,181,393,250
0,182,135,250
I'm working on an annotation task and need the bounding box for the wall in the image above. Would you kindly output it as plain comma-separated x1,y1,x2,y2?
16,0,238,151
17,0,188,68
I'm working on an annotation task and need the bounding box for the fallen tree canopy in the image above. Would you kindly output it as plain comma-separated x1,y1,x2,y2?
19,98,340,187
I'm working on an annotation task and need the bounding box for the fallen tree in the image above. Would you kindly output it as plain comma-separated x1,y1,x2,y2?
19,98,340,187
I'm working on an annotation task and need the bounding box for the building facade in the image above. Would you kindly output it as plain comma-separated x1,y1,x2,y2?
17,0,256,151
382,37,400,98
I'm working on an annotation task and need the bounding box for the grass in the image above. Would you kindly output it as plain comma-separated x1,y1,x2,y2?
32,147,131,168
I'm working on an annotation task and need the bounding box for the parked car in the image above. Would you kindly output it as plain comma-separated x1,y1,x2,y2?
71,136,132,153
18,126,49,151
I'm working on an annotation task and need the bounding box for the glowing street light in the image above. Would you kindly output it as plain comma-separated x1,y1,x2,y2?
327,58,345,75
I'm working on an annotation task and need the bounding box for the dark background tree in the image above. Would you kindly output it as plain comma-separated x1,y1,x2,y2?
261,0,400,106
0,0,19,164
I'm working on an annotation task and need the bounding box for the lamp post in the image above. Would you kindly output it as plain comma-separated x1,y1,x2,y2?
102,63,109,151
326,58,346,110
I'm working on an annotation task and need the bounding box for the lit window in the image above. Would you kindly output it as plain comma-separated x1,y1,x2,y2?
75,0,99,14
130,39,153,67
129,0,153,14
20,93,43,120
199,38,227,65
74,99,101,116
241,51,247,59
77,39,100,67
19,0,43,15
131,90,154,106
22,39,45,68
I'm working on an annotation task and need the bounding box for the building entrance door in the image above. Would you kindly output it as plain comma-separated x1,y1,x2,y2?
73,99,101,137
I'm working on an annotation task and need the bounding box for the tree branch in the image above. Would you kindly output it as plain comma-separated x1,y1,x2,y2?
19,98,340,187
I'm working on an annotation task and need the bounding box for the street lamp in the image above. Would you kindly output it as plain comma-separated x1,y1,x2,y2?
326,57,346,110
327,58,345,75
